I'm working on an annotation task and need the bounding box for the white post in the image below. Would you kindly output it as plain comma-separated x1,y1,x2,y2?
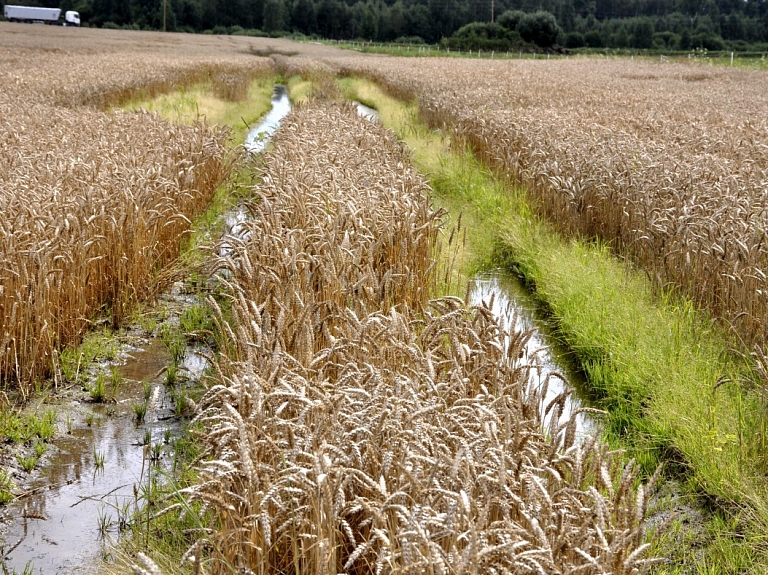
731,52,734,66
491,50,494,59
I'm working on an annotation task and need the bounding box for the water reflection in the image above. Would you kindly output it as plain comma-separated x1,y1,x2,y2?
353,101,379,122
0,337,206,573
244,85,291,154
470,271,597,438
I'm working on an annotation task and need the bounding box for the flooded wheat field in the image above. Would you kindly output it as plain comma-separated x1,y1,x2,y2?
1,91,596,574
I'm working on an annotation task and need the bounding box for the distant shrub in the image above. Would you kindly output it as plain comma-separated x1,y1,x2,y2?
444,22,522,52
584,29,604,47
518,11,561,48
565,31,585,48
691,32,726,51
653,31,680,49
393,36,426,45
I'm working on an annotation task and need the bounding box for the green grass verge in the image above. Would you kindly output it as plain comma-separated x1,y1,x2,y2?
338,75,768,573
122,75,276,144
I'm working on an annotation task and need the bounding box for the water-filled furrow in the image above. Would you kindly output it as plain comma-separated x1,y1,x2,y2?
470,271,597,436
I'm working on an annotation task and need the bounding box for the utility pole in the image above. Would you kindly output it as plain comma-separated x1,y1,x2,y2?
163,0,167,31
491,0,494,22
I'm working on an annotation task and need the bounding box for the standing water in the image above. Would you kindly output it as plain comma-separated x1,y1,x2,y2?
0,335,201,573
244,85,291,154
470,271,597,437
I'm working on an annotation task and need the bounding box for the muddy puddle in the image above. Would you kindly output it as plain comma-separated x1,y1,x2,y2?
470,271,597,437
0,294,211,574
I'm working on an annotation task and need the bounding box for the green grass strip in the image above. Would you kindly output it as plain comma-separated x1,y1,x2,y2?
338,76,768,573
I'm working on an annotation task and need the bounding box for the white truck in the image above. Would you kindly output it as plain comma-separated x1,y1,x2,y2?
3,5,80,26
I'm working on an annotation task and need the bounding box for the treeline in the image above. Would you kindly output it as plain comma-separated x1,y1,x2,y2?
2,0,767,50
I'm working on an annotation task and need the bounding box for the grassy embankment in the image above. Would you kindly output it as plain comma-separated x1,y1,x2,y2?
337,76,768,573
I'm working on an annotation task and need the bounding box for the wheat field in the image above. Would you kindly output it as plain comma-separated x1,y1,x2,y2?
0,25,274,394
166,99,659,574
321,55,768,349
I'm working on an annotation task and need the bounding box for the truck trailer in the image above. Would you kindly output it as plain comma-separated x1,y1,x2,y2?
3,5,80,26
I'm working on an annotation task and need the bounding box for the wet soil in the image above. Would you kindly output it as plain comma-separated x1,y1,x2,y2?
0,283,210,574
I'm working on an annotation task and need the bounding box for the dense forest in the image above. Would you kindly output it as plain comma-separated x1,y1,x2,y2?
2,0,768,50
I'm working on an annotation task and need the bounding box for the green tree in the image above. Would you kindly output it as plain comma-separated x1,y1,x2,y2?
631,17,653,48
292,0,316,34
564,30,585,46
559,0,576,32
386,0,405,39
584,28,603,46
517,10,560,46
615,23,629,46
497,9,525,30
263,0,286,31
359,2,378,38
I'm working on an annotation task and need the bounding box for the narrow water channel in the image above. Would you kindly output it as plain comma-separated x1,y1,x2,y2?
244,85,291,154
470,271,597,437
0,85,296,575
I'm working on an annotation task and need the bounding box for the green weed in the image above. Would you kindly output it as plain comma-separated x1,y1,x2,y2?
87,367,121,403
33,439,46,459
142,380,152,402
16,454,38,473
88,374,107,403
0,561,34,575
60,328,119,384
159,324,186,366
179,304,214,340
165,362,178,387
0,470,15,505
94,447,106,472
0,408,56,444
133,401,148,423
